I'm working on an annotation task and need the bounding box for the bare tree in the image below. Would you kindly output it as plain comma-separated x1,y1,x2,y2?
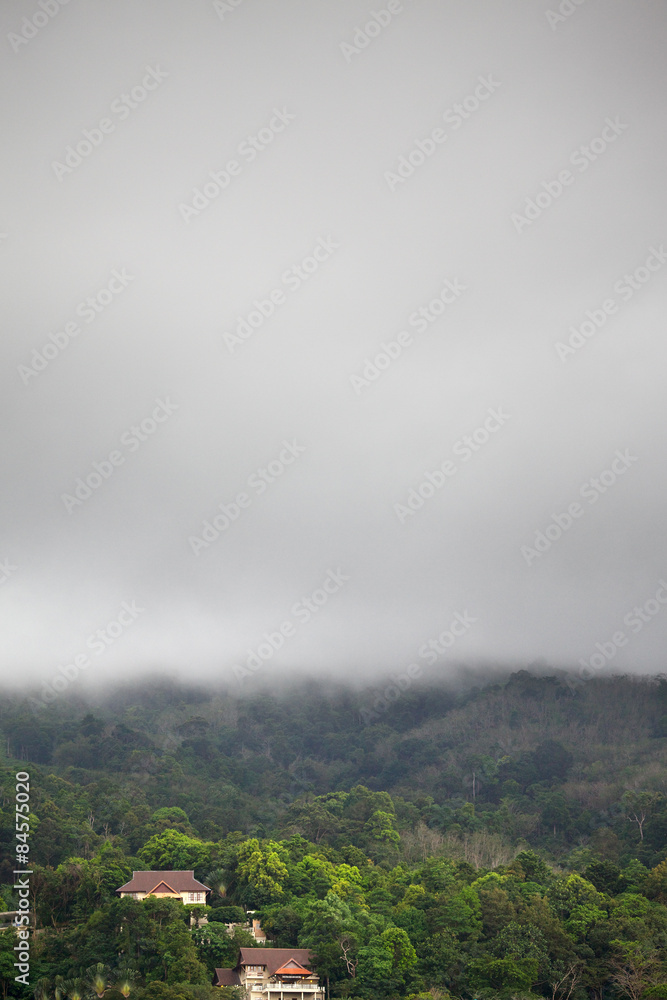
623,792,660,842
339,936,358,978
400,822,445,862
548,963,583,1000
610,945,662,1000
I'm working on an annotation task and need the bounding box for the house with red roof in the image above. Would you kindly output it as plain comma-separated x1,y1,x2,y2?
116,870,210,905
213,948,324,1000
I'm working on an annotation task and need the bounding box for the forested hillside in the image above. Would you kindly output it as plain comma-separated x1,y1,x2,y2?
1,672,666,1000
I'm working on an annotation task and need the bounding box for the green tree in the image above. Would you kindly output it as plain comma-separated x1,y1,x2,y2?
354,941,392,997
418,931,461,991
135,986,188,1000
284,797,345,845
511,850,552,885
379,926,417,975
137,831,215,874
363,812,400,849
259,903,303,947
192,924,255,975
150,808,191,830
584,860,627,896
0,928,22,999
623,860,649,894
468,956,538,995
300,894,364,987
288,855,335,899
430,886,481,941
644,860,667,904
233,840,289,907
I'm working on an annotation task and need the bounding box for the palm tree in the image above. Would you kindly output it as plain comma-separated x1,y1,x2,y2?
62,979,87,1000
34,978,52,1000
84,964,112,1000
204,867,227,899
34,977,69,1000
112,968,140,999
34,970,131,1000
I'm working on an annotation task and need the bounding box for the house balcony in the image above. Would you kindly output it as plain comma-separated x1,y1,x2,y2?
260,983,324,997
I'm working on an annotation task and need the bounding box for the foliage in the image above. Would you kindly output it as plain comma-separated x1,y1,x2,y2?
1,672,667,1000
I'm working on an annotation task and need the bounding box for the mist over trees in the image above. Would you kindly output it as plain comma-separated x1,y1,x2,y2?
1,671,666,1000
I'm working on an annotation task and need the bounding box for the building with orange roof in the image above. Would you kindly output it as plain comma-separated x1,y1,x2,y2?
213,948,324,1000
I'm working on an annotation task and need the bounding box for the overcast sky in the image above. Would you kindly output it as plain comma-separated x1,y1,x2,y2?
2,0,667,698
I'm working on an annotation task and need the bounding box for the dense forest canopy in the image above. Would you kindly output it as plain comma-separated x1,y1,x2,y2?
1,671,666,1000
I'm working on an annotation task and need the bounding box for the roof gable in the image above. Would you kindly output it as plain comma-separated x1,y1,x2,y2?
149,881,179,894
274,960,311,976
238,948,313,976
116,870,211,894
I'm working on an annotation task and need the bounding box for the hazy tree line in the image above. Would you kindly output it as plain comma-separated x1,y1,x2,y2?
0,672,665,1000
